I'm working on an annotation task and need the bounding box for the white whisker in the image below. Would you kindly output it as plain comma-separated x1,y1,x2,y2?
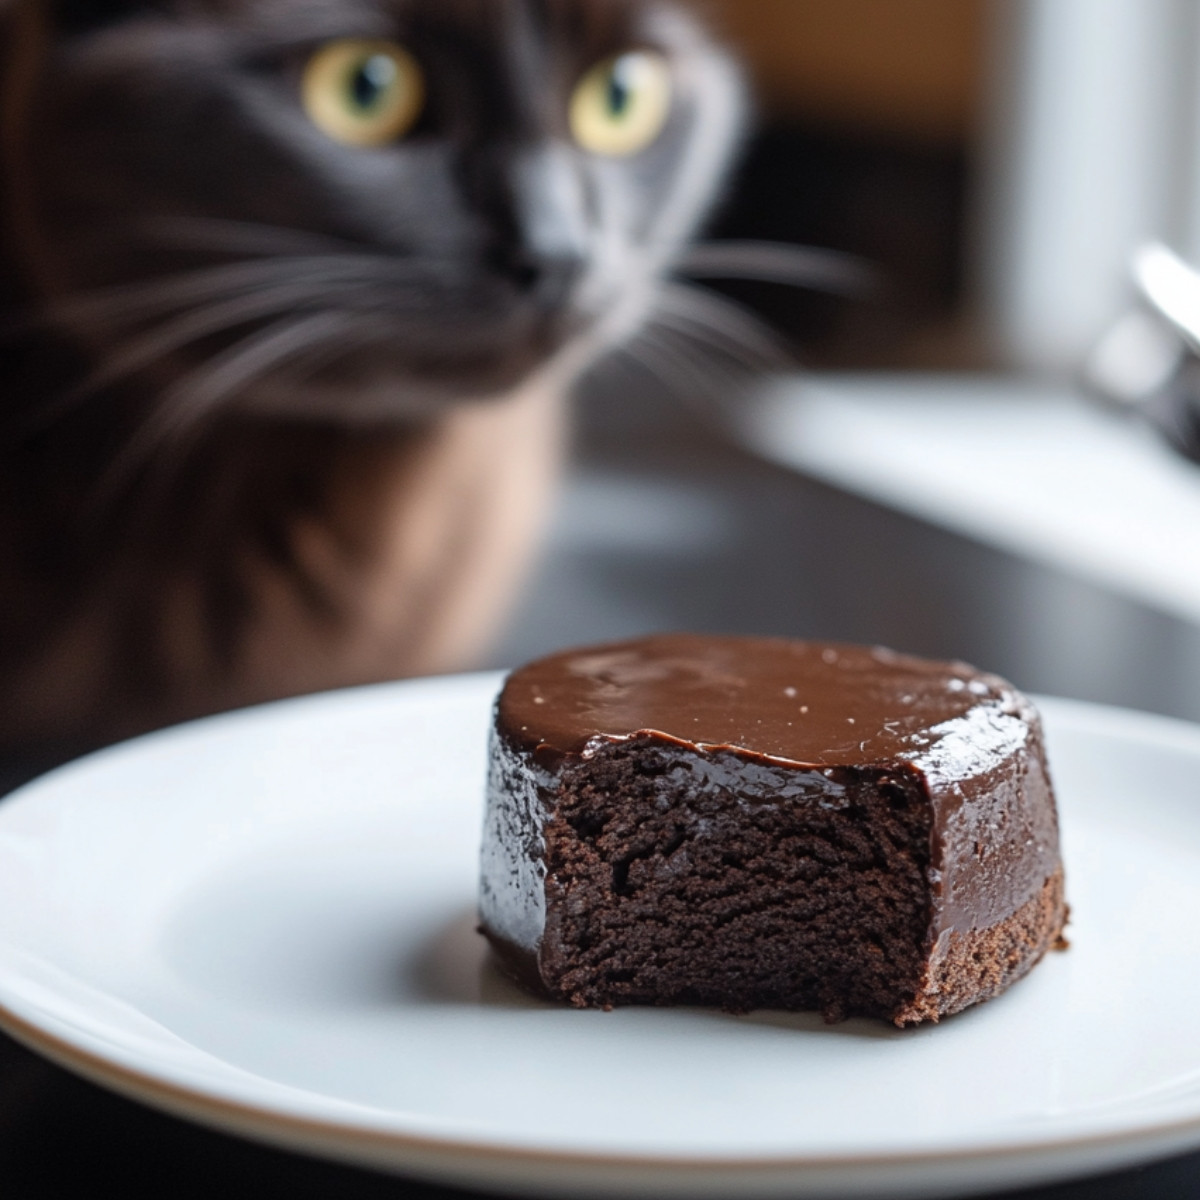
44,255,425,329
142,215,366,258
68,284,343,399
97,310,358,502
678,240,880,297
656,283,793,369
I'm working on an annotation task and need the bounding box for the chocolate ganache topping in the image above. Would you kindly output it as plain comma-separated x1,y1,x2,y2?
489,635,1060,945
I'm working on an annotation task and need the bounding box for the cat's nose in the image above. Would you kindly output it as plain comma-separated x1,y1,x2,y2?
505,147,590,306
490,244,585,308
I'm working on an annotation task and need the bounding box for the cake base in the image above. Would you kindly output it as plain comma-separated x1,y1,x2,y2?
898,868,1068,1026
484,869,1067,1027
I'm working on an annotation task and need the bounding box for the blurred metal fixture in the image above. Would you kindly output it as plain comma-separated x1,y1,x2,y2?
1087,242,1200,464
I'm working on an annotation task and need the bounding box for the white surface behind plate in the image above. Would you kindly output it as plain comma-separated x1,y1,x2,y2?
735,374,1200,625
1,677,1200,1195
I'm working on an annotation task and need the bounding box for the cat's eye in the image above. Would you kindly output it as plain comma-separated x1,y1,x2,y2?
302,39,425,148
570,51,672,157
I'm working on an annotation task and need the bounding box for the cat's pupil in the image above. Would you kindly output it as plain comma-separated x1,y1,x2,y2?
606,63,633,119
350,55,396,112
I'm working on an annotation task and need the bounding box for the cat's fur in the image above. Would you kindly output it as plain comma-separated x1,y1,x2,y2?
0,0,743,767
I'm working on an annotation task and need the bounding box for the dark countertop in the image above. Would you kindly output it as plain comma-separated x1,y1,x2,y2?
4,379,1200,1199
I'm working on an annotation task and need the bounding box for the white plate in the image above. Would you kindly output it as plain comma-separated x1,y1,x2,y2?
1,675,1200,1198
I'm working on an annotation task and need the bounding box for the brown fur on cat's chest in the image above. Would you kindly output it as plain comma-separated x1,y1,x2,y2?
2,383,563,763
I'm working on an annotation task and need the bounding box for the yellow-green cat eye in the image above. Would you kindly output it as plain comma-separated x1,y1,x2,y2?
569,51,672,157
302,39,425,148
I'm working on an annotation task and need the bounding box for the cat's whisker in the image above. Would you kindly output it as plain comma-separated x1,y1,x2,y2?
140,215,368,259
281,317,432,416
21,245,477,439
614,279,801,422
41,255,426,329
677,240,881,297
655,282,793,369
160,310,361,436
0,265,302,341
655,322,769,397
40,261,335,327
23,278,386,433
650,308,784,378
96,310,359,505
70,284,347,400
604,337,685,404
621,323,752,417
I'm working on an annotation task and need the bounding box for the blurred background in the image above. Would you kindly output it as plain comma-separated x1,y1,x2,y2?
11,7,1200,1199
494,0,1200,726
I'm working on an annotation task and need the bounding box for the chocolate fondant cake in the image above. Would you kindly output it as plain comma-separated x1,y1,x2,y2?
479,635,1066,1026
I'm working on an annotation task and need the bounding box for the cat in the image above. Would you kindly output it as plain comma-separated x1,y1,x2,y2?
0,0,747,775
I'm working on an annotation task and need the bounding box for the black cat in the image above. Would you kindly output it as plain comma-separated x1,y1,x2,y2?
0,0,745,768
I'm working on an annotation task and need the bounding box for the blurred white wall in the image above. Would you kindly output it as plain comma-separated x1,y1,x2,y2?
977,0,1199,374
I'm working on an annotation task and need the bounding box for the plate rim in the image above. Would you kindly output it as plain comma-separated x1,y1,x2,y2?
3,678,1200,1195
5,988,1200,1174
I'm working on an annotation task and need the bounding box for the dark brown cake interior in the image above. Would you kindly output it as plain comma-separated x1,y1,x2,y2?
539,737,934,1022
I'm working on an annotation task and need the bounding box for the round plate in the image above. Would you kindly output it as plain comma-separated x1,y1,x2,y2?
1,674,1199,1198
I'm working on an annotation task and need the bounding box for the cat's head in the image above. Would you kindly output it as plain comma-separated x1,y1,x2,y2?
2,0,744,424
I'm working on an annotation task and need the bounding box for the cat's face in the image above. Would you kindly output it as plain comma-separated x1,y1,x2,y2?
4,0,743,422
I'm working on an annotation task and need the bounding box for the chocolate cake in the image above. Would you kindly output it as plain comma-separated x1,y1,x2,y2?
479,635,1066,1026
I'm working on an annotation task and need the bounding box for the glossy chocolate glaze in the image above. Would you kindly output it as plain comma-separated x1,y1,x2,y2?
480,634,1062,983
